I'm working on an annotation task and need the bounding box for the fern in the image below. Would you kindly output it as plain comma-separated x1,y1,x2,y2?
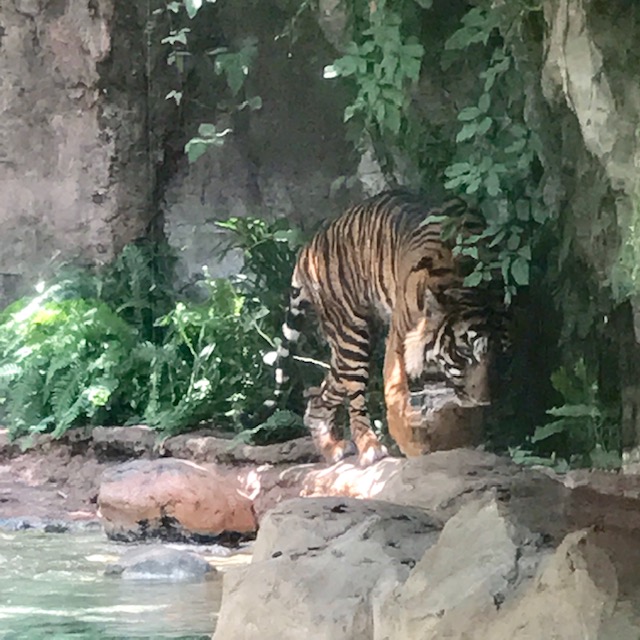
0,228,303,444
50,365,85,434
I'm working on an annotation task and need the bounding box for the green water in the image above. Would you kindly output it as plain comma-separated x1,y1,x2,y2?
0,530,225,639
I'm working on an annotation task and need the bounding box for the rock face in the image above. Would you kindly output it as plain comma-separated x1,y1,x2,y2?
214,498,441,640
213,450,640,640
98,458,256,542
0,0,161,305
105,545,216,582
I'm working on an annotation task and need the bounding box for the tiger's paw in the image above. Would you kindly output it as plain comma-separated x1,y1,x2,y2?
357,443,388,467
323,440,357,465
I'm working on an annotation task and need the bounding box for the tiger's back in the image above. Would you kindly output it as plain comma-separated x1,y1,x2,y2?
294,192,471,320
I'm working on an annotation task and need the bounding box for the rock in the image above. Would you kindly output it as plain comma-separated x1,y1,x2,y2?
91,425,158,460
213,497,441,640
468,530,619,640
159,433,319,465
98,459,257,542
214,450,640,640
0,428,20,458
246,457,403,520
375,497,544,638
105,545,216,582
374,449,573,540
0,516,100,533
377,505,622,640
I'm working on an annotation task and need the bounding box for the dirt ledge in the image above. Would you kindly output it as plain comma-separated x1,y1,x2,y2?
0,425,319,528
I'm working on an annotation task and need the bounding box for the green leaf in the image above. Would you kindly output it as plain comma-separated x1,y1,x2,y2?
547,403,599,419
419,214,449,227
507,232,521,251
518,245,532,260
185,140,209,163
161,28,190,46
465,177,482,194
476,117,492,136
402,43,425,58
384,106,401,135
505,137,527,154
510,256,529,286
456,123,477,142
589,446,622,471
402,57,422,82
478,92,491,113
165,90,182,105
184,0,202,18
413,0,433,7
334,54,360,77
485,172,500,197
198,123,217,137
516,200,530,221
238,95,263,111
458,107,481,122
464,270,483,287
531,420,569,443
445,162,471,178
531,202,550,224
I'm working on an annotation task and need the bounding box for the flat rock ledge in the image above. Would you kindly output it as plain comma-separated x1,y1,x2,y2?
0,425,320,466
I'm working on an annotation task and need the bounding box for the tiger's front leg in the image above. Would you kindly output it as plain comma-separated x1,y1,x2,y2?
304,382,357,464
383,325,425,457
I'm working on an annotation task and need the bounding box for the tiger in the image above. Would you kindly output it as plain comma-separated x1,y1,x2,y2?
272,190,506,466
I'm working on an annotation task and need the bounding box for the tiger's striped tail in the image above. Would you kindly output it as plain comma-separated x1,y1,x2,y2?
261,279,312,413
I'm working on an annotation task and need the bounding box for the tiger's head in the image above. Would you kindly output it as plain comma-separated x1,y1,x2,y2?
420,289,508,407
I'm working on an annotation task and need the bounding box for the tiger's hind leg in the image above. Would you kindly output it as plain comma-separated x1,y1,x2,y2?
332,316,387,466
305,322,387,466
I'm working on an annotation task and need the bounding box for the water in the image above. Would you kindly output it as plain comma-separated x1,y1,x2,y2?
0,529,245,639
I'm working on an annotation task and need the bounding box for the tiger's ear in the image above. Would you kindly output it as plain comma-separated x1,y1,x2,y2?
423,288,447,324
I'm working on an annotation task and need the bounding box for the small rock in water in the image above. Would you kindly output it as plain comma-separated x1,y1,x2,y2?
43,521,70,534
105,545,217,582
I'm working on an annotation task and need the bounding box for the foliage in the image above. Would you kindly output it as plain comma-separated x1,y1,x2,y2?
611,185,640,301
440,3,547,302
509,358,621,470
232,409,306,445
0,294,139,438
0,221,305,442
155,0,262,163
321,0,546,301
324,3,424,148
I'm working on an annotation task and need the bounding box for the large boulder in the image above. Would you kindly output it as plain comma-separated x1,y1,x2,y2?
98,458,256,542
214,450,640,640
213,497,441,640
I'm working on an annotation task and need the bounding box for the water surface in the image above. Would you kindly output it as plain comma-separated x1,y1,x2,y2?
0,529,242,639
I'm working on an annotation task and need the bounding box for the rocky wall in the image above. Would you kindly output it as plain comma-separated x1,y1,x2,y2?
0,0,155,306
537,0,640,447
160,0,356,286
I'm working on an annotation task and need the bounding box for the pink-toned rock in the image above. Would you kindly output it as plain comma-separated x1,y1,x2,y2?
98,458,256,542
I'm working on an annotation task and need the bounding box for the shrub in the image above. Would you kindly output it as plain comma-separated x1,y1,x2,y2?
0,220,306,442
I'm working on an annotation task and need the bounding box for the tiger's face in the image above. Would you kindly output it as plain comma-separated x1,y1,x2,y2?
423,317,495,406
442,321,494,406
